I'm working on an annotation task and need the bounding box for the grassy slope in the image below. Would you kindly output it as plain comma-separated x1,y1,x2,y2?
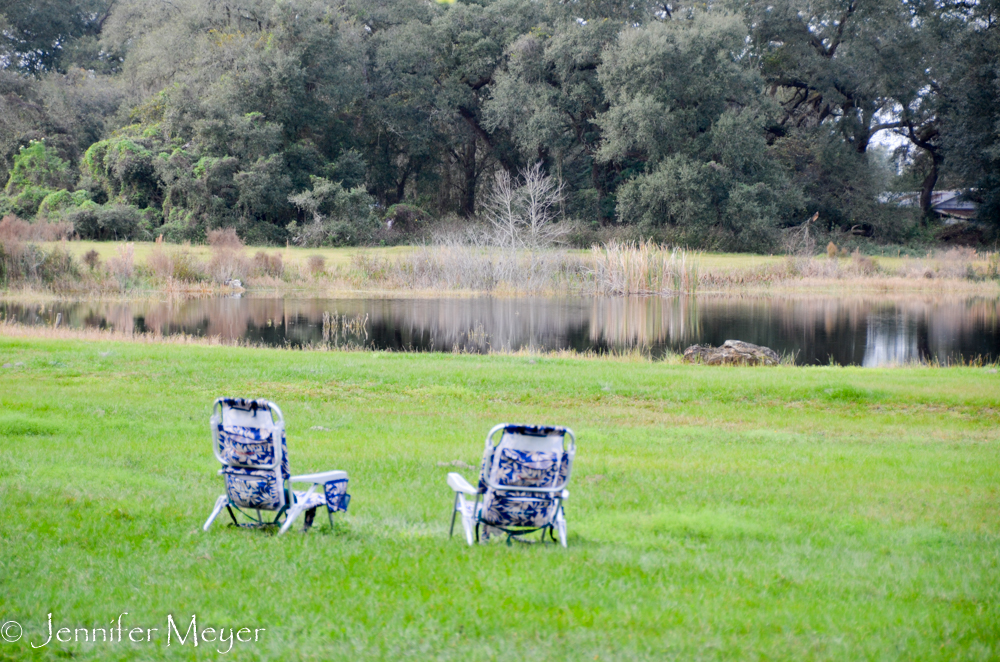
0,338,998,660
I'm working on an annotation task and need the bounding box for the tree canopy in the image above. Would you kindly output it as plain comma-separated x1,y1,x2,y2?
1,0,996,248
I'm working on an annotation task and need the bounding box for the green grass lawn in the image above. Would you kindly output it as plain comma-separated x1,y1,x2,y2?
0,338,998,660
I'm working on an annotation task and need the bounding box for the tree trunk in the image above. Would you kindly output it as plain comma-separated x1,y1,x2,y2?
855,128,871,154
919,152,942,219
591,159,610,225
393,167,410,206
460,139,477,218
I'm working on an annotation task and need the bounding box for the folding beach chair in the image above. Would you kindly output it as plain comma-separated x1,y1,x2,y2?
447,423,576,547
202,398,350,535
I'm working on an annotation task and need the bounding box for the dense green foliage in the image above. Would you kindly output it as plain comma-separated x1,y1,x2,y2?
0,338,998,659
0,0,997,249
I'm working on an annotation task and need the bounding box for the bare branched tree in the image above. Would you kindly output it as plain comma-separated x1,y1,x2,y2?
483,168,520,250
521,162,566,249
483,162,566,251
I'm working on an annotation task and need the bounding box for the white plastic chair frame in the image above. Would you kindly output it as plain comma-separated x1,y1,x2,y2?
448,423,576,547
202,398,348,535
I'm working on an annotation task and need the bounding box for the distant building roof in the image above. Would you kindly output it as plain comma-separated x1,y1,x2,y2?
882,190,978,219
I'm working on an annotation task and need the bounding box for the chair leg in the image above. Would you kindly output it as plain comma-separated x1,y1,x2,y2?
203,495,229,531
449,493,460,538
556,508,568,548
457,495,476,546
278,504,304,535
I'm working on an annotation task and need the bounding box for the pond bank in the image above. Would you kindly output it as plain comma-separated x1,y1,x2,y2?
1,240,998,298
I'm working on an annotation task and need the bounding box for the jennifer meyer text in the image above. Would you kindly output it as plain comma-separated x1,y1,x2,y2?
2,612,264,654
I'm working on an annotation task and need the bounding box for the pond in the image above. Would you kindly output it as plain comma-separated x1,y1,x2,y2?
2,295,999,366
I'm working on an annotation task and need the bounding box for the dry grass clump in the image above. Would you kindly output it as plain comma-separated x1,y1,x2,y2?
359,243,588,293
106,243,135,290
169,250,205,281
253,251,284,278
207,249,250,284
206,227,243,248
82,249,101,270
147,240,208,282
387,244,504,291
894,247,986,281
350,253,392,285
203,229,250,284
146,241,173,279
0,240,79,290
0,215,73,242
851,250,878,276
696,247,999,292
591,241,699,295
308,255,326,276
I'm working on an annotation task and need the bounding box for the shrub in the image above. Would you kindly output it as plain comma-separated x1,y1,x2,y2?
3,141,74,194
36,189,90,218
66,204,152,241
38,245,78,283
106,243,135,290
207,227,243,248
383,204,430,232
171,251,207,282
0,216,32,243
207,237,250,284
253,251,284,278
82,249,101,270
159,210,205,244
850,250,879,276
287,177,378,246
0,215,72,241
308,254,326,275
826,241,838,258
0,241,41,283
146,245,174,280
82,137,158,208
1,185,52,218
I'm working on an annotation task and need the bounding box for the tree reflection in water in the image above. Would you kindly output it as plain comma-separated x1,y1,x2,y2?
2,295,998,366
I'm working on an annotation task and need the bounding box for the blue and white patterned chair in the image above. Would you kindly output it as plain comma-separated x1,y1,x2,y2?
447,423,576,546
202,398,351,535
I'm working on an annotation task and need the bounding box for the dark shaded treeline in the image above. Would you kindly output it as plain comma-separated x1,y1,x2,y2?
1,0,998,249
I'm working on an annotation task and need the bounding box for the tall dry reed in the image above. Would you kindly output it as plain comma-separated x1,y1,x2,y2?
590,241,699,295
106,243,135,291
358,242,589,293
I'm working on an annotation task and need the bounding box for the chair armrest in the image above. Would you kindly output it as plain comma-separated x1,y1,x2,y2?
447,472,478,495
290,470,348,484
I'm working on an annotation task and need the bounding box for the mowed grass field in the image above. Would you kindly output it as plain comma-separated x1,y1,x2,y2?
0,338,998,660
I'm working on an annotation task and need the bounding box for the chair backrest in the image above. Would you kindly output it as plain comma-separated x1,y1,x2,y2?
478,424,575,528
211,398,289,511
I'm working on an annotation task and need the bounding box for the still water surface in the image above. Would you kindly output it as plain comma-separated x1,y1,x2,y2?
3,295,998,366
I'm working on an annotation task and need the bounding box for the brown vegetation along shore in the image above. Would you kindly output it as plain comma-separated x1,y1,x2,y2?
1,231,998,298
